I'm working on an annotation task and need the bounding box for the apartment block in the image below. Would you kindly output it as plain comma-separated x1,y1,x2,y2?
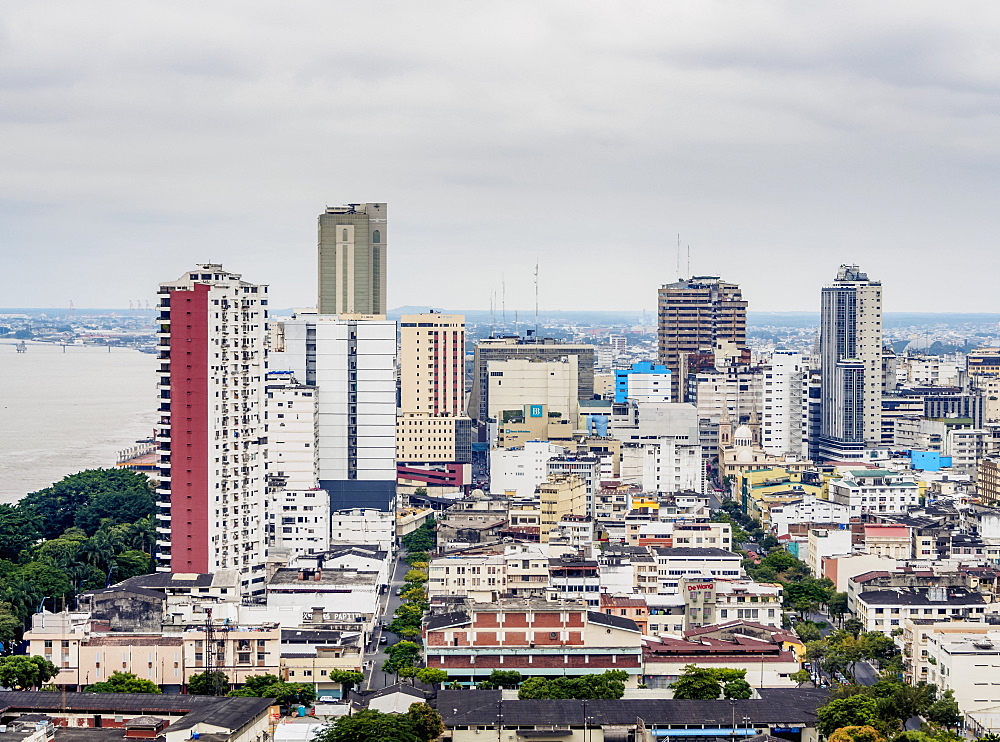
154,264,268,593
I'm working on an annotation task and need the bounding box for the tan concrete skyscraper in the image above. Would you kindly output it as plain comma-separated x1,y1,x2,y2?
657,276,747,402
397,312,472,488
317,203,387,315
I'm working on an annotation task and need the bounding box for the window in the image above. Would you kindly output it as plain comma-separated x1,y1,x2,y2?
341,228,348,241
373,229,381,243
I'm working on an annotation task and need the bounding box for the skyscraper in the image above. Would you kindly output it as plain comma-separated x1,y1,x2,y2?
317,203,387,316
396,312,472,488
819,264,883,460
154,264,268,595
271,313,398,511
657,276,747,402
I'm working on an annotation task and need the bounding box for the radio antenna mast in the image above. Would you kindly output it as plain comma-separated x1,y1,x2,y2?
534,262,540,340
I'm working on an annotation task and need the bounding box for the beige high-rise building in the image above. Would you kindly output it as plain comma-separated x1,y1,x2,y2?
537,474,588,543
397,312,472,487
317,203,387,315
486,357,580,423
657,276,747,402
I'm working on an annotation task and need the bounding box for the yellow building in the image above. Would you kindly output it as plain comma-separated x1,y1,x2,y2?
537,474,588,543
738,467,826,526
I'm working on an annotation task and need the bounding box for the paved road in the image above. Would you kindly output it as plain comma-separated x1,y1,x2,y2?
364,554,410,690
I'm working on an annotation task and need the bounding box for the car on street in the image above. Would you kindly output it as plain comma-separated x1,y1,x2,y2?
379,636,388,645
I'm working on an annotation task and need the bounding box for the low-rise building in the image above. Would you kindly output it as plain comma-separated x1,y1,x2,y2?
828,468,922,515
682,578,783,629
650,547,744,594
855,586,987,634
423,598,644,685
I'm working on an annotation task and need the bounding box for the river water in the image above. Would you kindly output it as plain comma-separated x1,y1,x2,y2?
0,341,157,503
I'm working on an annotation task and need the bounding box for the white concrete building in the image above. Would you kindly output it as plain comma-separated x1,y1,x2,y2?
768,497,851,537
269,488,330,556
489,440,567,497
805,527,853,577
626,438,704,494
265,374,319,491
329,508,395,552
760,350,809,457
154,264,268,595
649,547,744,594
828,468,921,515
272,313,397,511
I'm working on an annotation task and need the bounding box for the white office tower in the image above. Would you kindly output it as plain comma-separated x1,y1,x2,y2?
154,265,268,597
264,373,319,491
819,265,883,461
760,350,810,458
272,314,397,511
490,440,568,497
618,438,704,494
269,488,330,556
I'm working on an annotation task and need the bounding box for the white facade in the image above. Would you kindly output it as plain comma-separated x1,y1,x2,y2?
269,488,330,556
633,438,704,494
768,497,851,537
805,527,853,577
626,370,673,403
329,508,395,552
490,440,567,497
272,314,397,494
761,350,809,457
827,469,921,515
650,547,744,594
154,264,268,591
611,401,700,442
265,375,319,490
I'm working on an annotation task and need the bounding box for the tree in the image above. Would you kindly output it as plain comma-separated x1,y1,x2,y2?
328,670,365,695
316,709,421,742
85,671,161,694
382,641,422,675
670,667,722,700
828,726,886,742
414,667,448,687
790,668,812,687
517,671,628,700
926,690,963,730
795,622,822,642
724,678,754,699
21,469,154,539
187,670,231,695
843,618,865,639
481,670,523,689
259,682,316,706
0,504,41,560
403,569,427,584
315,703,442,742
406,702,444,742
817,696,882,736
829,592,850,624
0,655,60,689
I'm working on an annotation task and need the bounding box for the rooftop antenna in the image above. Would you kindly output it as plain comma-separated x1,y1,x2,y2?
489,290,495,337
502,275,507,327
534,261,540,340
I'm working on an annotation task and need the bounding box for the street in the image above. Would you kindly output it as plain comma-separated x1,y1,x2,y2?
363,553,410,690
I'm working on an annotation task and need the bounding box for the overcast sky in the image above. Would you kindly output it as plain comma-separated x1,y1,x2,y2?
2,1,999,314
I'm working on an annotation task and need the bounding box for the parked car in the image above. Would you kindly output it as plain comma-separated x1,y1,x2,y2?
379,636,389,645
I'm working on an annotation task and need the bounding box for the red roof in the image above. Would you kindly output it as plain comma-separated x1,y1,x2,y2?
864,525,910,537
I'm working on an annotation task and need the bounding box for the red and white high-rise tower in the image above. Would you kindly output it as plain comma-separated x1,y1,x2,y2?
154,264,268,596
